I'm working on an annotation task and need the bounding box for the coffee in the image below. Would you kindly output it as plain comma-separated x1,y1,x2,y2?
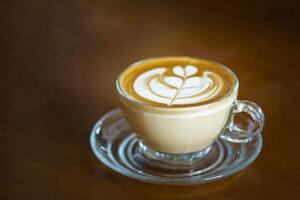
118,57,235,108
117,57,238,153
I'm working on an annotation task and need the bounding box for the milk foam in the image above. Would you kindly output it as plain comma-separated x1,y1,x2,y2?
133,65,224,106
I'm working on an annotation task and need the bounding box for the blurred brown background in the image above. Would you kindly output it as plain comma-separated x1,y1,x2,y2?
0,0,299,199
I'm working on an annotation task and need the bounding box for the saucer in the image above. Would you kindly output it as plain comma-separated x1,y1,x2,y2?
90,108,263,185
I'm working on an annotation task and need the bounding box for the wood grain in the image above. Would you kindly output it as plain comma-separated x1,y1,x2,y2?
0,0,299,199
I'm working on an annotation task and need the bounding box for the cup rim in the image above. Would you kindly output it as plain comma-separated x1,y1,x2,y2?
116,56,239,110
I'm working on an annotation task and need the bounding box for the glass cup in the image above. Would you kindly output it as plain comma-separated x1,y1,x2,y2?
116,57,265,164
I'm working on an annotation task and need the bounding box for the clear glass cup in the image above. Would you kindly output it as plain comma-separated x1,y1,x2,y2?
116,57,265,165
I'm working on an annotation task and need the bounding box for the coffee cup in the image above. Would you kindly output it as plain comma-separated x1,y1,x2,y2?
116,57,264,161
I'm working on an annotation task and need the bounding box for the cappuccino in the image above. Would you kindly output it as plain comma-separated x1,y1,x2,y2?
117,57,238,153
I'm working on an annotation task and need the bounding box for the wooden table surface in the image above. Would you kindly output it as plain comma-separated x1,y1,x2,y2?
1,1,299,199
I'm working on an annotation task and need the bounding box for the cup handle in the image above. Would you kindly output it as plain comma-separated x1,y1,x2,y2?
220,100,265,143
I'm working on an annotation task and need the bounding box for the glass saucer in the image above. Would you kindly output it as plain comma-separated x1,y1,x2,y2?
90,108,263,185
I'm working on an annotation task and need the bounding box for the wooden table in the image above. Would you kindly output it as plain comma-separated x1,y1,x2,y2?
1,1,299,199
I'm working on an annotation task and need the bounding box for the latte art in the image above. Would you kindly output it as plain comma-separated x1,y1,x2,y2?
118,57,235,108
133,65,223,106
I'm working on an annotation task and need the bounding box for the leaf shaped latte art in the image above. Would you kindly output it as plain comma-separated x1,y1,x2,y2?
133,65,224,106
